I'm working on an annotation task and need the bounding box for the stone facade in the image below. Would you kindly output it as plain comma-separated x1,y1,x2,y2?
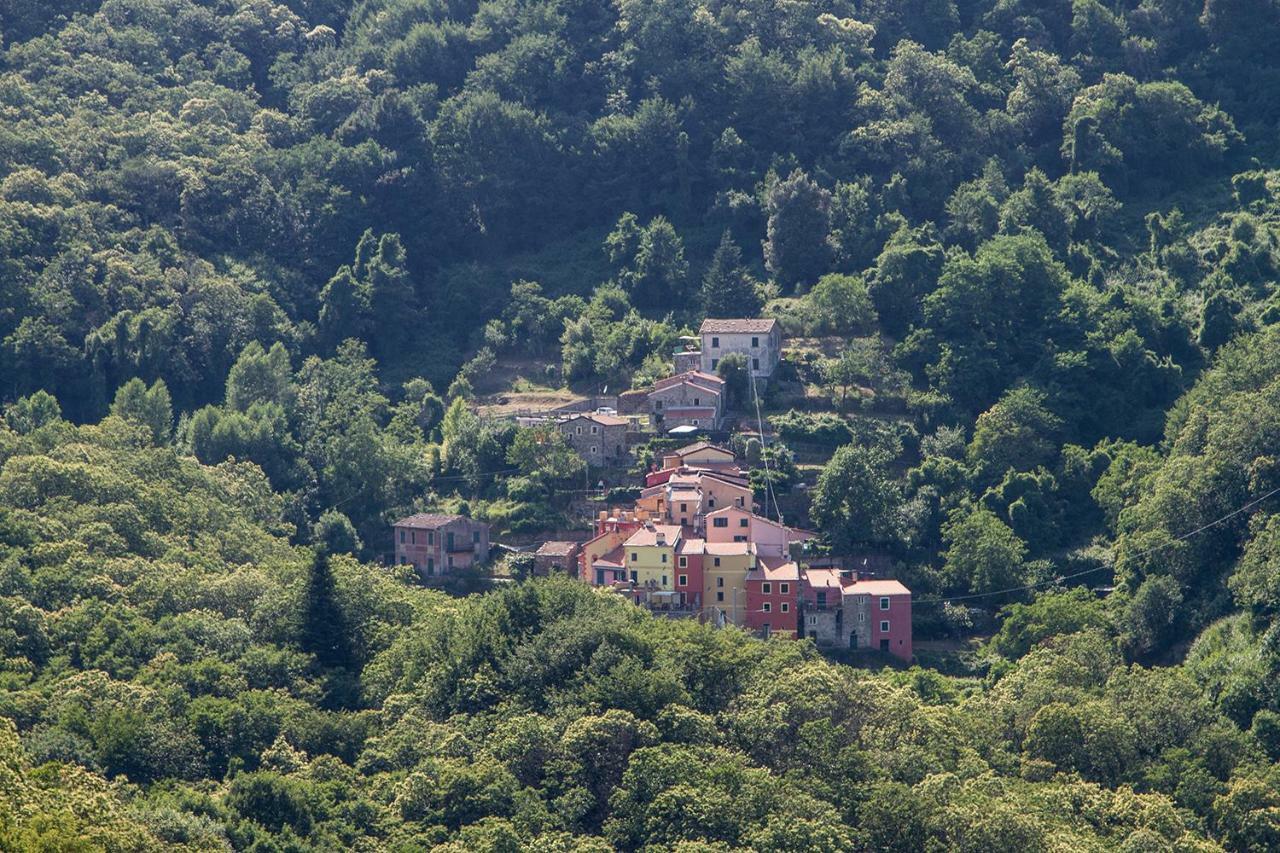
556,413,628,467
699,319,782,380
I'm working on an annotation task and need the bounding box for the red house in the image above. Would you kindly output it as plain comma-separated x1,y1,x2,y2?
745,561,801,638
675,537,705,609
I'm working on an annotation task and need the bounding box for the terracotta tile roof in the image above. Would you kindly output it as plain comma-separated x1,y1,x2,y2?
653,371,724,392
747,561,801,582
624,524,684,547
593,546,626,568
704,541,756,556
699,318,778,334
847,579,911,596
678,538,705,555
671,440,734,457
802,568,849,591
395,513,469,529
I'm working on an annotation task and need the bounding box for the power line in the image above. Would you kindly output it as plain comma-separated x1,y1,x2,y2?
913,484,1280,606
747,361,782,524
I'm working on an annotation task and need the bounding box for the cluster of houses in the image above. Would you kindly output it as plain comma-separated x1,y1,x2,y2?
562,441,912,659
523,319,785,466
391,317,913,661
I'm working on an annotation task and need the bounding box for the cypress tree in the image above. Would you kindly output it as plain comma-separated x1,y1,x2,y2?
301,547,351,670
701,230,761,318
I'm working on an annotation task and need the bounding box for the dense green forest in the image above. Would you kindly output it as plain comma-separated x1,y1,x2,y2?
5,0,1280,847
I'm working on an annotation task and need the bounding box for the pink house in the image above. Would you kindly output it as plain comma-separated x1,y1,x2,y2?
706,506,788,557
848,579,912,660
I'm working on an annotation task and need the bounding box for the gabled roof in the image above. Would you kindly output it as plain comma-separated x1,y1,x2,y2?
746,561,801,582
706,506,785,530
624,524,684,548
562,412,628,427
395,513,469,529
671,440,734,458
653,371,725,392
699,318,778,334
535,541,580,557
593,546,626,568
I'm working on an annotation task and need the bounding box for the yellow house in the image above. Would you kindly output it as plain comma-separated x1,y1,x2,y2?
702,541,756,627
622,524,682,590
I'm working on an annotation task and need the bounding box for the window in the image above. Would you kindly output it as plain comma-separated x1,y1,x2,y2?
678,574,688,586
752,357,760,370
751,336,759,348
733,535,747,542
717,591,724,602
631,571,639,583
762,582,772,594
713,517,728,528
446,532,454,551
780,583,790,595
591,425,598,434
880,620,890,633
398,555,406,564
763,602,771,613
780,602,789,613
427,558,434,573
736,497,745,507
694,398,700,406
859,612,865,622
808,615,817,626
708,498,716,508
661,553,667,563
473,531,481,543
678,556,687,568
692,419,699,426
680,503,687,512
711,358,718,369
739,518,749,527
712,336,720,348
590,446,597,454
428,532,434,545
447,555,454,569
576,426,582,435
717,577,724,587
655,400,663,409
817,591,827,607
662,575,667,586
410,531,416,544
880,596,890,611
714,557,721,567
399,530,405,544
631,552,638,562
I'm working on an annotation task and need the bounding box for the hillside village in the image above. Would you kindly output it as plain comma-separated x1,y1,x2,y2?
394,317,915,661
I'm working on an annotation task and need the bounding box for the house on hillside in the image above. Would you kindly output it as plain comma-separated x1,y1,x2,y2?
533,540,582,577
798,570,912,661
745,560,801,639
556,412,628,466
393,514,490,578
699,318,782,380
647,371,725,430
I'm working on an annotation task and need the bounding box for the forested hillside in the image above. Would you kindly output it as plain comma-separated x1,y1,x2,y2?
6,0,1280,847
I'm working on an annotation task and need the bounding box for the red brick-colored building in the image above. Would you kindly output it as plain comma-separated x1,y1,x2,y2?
745,560,801,638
